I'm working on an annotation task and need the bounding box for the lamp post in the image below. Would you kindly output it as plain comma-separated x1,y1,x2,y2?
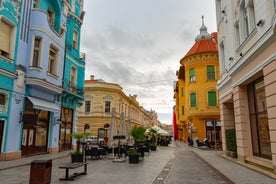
213,120,217,153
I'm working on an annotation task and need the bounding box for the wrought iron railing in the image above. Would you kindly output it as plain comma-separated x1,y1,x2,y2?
63,79,84,96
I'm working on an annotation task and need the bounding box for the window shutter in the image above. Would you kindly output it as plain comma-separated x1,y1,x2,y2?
208,91,217,106
190,93,196,107
207,66,215,72
189,68,195,76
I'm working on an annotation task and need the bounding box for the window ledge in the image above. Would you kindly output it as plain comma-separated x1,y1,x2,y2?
29,66,42,71
47,72,58,79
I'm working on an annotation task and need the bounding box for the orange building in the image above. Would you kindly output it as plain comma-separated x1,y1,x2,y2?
174,17,221,146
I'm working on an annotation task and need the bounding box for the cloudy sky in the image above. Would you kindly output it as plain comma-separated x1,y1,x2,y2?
80,0,217,124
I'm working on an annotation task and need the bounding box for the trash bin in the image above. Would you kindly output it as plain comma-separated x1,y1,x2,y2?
29,159,52,184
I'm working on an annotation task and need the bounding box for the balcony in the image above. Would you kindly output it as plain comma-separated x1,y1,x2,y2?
63,79,84,97
30,9,65,39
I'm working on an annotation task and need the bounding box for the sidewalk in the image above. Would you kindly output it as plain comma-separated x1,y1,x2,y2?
0,151,71,171
176,141,276,184
1,143,276,183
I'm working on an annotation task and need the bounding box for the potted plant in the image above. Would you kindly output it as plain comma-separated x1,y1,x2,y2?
149,143,157,151
147,128,159,151
127,149,141,164
70,132,90,163
128,127,146,164
225,129,237,158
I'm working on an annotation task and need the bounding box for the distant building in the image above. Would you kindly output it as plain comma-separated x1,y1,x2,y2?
77,76,155,142
216,0,276,175
174,17,220,145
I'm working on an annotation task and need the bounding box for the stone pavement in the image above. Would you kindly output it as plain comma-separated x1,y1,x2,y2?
175,141,276,184
0,141,275,183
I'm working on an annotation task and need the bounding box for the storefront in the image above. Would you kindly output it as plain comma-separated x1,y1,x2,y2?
206,121,221,147
21,97,59,156
59,108,73,151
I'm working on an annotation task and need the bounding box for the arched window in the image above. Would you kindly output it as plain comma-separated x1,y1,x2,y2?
84,124,90,133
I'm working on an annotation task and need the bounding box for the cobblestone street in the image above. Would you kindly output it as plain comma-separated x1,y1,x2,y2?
1,141,276,184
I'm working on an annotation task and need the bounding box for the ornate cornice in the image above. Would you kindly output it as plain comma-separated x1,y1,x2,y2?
181,53,218,66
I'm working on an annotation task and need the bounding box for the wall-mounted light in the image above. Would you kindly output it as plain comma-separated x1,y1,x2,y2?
240,52,243,57
54,117,62,126
221,10,226,15
19,112,23,123
257,19,265,27
229,57,234,61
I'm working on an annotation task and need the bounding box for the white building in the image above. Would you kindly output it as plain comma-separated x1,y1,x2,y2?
216,0,276,175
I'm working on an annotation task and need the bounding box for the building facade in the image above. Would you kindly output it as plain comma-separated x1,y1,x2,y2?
77,76,154,142
0,0,21,160
0,0,85,161
216,0,276,174
174,18,220,146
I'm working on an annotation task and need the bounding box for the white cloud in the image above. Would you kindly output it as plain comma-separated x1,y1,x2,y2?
81,0,216,124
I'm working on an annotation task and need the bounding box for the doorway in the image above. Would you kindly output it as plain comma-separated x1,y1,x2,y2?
59,108,73,151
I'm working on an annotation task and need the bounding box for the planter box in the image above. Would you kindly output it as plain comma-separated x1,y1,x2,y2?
150,145,157,151
71,154,83,163
229,151,237,158
128,155,139,164
226,150,237,158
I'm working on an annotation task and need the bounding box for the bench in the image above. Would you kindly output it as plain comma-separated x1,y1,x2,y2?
59,162,88,181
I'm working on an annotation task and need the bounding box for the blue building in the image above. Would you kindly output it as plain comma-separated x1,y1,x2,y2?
0,0,85,160
0,0,22,161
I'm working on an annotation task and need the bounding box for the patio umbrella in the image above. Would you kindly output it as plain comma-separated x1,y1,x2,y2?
119,112,126,141
108,107,118,148
146,125,168,135
127,117,132,144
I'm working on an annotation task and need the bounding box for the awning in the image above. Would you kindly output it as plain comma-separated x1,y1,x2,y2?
27,96,60,113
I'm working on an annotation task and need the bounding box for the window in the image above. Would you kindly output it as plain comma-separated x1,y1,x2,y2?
238,0,255,43
248,78,271,159
48,45,58,75
219,40,226,71
70,67,76,88
190,93,196,108
33,0,39,8
72,30,78,49
85,100,91,113
207,65,215,80
0,19,12,58
104,100,111,113
208,91,217,106
235,21,241,46
181,87,184,96
47,8,54,27
182,106,184,115
241,1,249,38
247,1,255,33
32,37,41,67
189,68,195,82
0,94,5,105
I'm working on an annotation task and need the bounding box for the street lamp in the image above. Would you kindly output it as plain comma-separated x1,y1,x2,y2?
213,120,217,153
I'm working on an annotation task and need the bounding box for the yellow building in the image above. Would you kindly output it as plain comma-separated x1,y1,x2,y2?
77,75,153,140
175,18,220,146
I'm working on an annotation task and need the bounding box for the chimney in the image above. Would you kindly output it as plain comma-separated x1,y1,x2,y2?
90,75,95,80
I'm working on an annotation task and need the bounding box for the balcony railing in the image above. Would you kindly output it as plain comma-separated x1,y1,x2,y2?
63,79,84,97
